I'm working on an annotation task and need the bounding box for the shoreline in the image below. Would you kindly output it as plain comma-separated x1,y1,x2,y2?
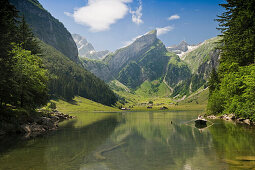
206,114,253,126
0,109,75,139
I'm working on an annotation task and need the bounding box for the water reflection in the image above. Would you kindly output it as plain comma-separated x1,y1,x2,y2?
96,112,226,170
209,120,255,169
1,111,255,169
0,114,118,170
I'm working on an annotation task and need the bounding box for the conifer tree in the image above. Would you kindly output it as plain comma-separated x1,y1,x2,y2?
216,0,255,70
17,15,40,54
0,0,19,107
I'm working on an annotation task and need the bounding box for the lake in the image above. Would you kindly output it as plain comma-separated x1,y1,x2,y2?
1,111,255,169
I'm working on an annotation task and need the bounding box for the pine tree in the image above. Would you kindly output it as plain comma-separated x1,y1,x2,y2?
17,15,40,54
216,0,255,69
208,68,220,96
0,0,19,107
208,0,255,117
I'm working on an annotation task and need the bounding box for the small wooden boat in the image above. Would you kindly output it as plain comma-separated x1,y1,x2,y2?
195,116,207,127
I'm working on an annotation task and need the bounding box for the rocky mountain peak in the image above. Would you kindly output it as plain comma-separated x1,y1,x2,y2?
72,33,109,60
133,30,157,45
167,40,189,53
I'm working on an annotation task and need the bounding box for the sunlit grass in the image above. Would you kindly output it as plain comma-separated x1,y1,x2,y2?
53,96,119,115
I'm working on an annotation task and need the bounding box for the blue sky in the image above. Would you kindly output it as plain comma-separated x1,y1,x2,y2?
38,0,225,51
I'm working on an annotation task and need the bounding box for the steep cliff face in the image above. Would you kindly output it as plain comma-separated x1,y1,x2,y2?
10,0,79,63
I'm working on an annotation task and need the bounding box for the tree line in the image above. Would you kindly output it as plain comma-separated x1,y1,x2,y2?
0,0,48,109
0,0,117,111
208,0,255,120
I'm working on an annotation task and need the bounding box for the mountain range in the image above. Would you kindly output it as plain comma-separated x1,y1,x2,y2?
81,30,221,98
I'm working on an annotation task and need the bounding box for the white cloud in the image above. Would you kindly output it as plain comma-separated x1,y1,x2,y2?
129,0,143,25
168,14,180,21
72,0,133,32
156,26,174,36
64,12,73,17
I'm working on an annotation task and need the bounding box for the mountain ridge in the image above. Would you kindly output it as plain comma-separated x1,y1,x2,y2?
72,34,109,60
82,31,221,99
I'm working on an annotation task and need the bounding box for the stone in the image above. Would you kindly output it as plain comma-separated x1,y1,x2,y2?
21,124,31,133
243,119,251,125
207,115,217,119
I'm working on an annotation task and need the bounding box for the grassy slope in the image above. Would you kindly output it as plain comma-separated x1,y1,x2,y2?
135,80,171,98
54,96,119,115
109,80,207,111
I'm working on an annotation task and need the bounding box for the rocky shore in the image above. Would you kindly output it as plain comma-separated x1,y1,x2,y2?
0,109,75,138
207,114,253,126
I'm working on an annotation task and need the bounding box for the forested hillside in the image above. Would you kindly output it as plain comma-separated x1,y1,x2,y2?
39,40,117,105
207,0,255,120
1,0,117,107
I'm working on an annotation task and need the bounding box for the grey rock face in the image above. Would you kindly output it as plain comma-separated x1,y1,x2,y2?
197,49,220,80
10,0,79,63
72,34,109,60
167,41,189,54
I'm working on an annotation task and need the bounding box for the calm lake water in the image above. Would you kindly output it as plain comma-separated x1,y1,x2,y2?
1,111,255,170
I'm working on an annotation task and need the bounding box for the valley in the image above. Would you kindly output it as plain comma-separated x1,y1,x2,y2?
0,0,254,169
76,30,220,110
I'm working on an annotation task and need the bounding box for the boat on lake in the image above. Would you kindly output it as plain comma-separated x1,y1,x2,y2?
195,115,207,128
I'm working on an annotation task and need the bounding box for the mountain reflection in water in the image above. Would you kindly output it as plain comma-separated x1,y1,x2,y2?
1,111,255,169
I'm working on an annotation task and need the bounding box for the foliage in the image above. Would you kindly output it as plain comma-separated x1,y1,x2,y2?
208,64,255,119
0,1,48,109
17,15,40,54
216,0,255,67
0,0,117,112
39,40,117,105
0,0,19,106
10,45,48,108
208,67,220,96
208,0,255,119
